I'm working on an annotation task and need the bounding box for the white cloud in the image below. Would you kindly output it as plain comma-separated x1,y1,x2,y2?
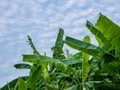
64,0,76,8
35,0,46,3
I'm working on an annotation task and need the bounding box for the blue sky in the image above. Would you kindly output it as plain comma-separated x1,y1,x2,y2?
0,0,120,87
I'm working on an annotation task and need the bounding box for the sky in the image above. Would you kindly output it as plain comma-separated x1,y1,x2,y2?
0,0,120,87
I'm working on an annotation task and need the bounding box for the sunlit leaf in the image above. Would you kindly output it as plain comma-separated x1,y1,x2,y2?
17,78,27,90
42,63,50,82
26,65,42,87
86,20,108,46
95,13,120,51
82,36,90,83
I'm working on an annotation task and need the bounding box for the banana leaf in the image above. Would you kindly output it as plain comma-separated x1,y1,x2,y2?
51,28,65,60
95,13,120,51
23,54,60,64
63,59,82,66
26,65,42,88
15,78,27,90
14,63,32,69
82,36,90,83
65,36,102,56
86,20,108,46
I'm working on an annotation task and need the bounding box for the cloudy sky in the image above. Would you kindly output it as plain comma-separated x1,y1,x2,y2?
0,0,120,87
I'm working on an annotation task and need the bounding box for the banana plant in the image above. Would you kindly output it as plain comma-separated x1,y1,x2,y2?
1,13,120,90
65,13,120,90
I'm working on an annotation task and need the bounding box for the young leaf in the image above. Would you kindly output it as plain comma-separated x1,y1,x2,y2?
42,63,50,82
27,35,40,56
51,28,65,60
82,36,90,83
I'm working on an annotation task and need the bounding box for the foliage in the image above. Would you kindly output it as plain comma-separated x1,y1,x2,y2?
1,13,120,90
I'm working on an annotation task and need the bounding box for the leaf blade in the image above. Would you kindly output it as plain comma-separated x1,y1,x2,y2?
14,63,32,69
65,36,102,56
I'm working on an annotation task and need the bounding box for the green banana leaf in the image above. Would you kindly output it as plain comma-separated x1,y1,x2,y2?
86,20,108,46
26,65,42,88
14,63,32,69
15,78,27,90
42,63,50,82
51,28,65,60
23,54,60,64
23,54,68,87
63,59,82,66
27,35,40,56
95,13,120,51
65,36,102,56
